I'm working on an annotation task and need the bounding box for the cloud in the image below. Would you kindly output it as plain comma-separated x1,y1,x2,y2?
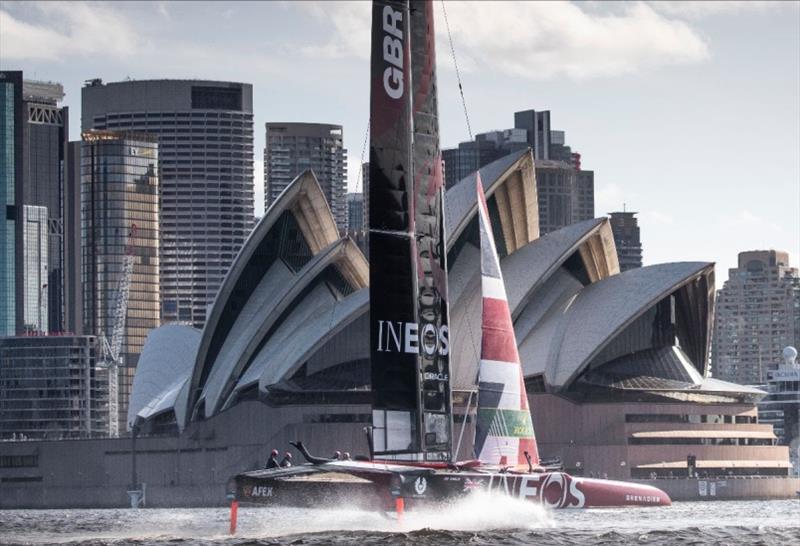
296,2,371,59
439,2,709,80
347,150,368,193
0,2,140,61
719,209,783,233
0,2,285,81
155,2,170,20
294,1,709,80
647,1,784,19
594,182,628,213
641,210,675,226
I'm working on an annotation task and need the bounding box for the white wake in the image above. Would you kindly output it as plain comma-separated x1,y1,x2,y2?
239,492,553,537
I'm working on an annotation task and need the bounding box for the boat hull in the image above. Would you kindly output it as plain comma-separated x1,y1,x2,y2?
233,468,671,509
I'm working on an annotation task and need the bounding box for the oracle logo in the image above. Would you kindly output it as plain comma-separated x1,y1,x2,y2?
381,5,404,99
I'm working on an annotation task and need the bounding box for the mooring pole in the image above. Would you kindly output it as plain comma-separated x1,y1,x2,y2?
131,424,138,490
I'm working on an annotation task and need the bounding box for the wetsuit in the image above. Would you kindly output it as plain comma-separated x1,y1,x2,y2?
265,455,280,469
280,456,292,468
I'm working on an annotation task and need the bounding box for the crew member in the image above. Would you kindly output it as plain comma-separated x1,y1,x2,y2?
280,451,293,468
265,449,280,469
343,452,351,461
332,450,342,460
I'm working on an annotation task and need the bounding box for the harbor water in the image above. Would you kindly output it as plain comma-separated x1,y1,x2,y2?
1,496,798,545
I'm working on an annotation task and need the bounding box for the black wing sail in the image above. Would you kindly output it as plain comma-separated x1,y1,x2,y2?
369,0,418,459
369,0,452,461
409,0,452,459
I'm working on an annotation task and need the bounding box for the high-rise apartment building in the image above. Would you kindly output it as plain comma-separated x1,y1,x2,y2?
535,160,595,235
264,123,347,229
347,192,364,233
608,211,643,271
0,335,106,440
442,137,505,188
0,72,70,335
713,250,800,385
82,130,161,431
441,109,594,233
82,79,254,328
575,170,594,221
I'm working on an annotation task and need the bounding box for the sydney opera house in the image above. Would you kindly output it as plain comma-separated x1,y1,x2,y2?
129,149,791,478
1,150,795,507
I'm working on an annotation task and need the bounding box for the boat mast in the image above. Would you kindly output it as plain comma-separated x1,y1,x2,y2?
369,0,452,462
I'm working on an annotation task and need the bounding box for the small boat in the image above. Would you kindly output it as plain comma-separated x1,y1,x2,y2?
230,0,670,520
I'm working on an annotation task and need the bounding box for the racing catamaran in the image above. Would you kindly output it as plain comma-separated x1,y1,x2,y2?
230,0,670,514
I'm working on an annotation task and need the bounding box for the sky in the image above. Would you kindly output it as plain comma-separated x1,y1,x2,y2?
1,0,798,285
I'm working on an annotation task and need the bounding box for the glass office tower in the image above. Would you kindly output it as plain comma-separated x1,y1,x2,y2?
82,79,254,328
82,130,160,432
0,72,21,336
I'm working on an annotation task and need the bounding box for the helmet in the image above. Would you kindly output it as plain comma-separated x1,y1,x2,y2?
271,449,279,456
284,452,293,458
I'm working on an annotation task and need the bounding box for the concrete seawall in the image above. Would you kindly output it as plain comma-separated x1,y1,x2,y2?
2,401,798,509
641,477,800,502
3,478,798,509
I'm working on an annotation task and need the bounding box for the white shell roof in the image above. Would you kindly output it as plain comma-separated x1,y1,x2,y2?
234,287,368,398
445,148,533,245
131,152,723,427
502,218,606,316
189,170,342,419
197,260,294,418
448,218,614,390
199,237,363,419
127,324,201,430
518,261,714,389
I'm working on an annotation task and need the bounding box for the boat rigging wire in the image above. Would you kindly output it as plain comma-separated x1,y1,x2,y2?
440,0,473,141
440,0,482,375
355,117,370,195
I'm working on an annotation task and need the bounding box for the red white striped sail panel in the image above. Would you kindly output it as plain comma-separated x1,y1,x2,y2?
474,175,539,466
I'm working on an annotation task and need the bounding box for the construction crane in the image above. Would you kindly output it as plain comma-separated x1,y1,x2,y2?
99,224,137,438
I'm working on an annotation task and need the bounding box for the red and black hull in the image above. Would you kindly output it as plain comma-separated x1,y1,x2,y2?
233,467,670,509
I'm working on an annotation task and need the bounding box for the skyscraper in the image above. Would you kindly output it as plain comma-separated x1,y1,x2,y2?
442,136,505,188
82,79,254,328
575,169,595,221
608,210,643,271
713,250,800,385
0,71,21,336
64,141,83,334
21,80,69,334
0,72,70,335
264,122,348,229
535,160,595,235
514,109,551,160
0,335,106,440
82,130,161,432
22,205,48,333
347,192,364,233
441,109,595,233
